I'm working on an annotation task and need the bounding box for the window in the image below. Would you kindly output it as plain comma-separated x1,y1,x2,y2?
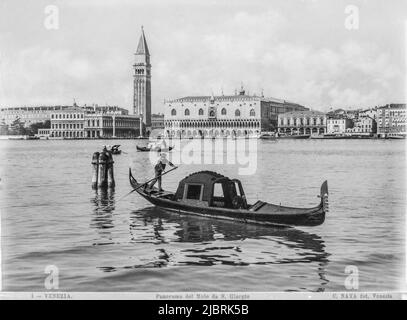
209,110,215,117
213,183,224,197
185,184,203,200
221,108,226,115
185,109,190,116
235,109,241,117
199,108,204,115
249,109,255,117
171,109,176,116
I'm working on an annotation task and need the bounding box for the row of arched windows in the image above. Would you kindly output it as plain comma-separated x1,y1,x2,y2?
171,108,256,117
164,120,261,129
280,117,325,126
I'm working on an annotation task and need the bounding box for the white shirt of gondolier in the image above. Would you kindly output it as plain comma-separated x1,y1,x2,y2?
155,153,171,167
155,153,171,164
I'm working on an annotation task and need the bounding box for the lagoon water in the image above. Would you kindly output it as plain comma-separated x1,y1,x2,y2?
0,139,405,292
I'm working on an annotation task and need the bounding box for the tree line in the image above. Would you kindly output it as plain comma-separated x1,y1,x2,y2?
0,118,51,136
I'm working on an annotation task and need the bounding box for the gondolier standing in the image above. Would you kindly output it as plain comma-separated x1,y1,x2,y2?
148,153,175,192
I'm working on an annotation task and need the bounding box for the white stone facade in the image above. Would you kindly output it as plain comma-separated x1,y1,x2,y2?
163,91,307,138
326,118,353,134
278,110,326,135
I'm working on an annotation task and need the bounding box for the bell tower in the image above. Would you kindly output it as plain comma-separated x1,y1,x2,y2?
133,26,151,134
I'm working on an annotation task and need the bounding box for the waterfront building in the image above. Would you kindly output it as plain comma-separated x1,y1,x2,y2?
151,113,164,130
346,116,376,135
84,114,140,138
376,104,406,137
133,27,152,132
326,117,354,134
49,107,86,138
358,107,377,120
278,110,326,135
0,104,127,129
36,129,51,139
0,105,72,127
163,88,307,138
49,107,140,139
83,104,129,115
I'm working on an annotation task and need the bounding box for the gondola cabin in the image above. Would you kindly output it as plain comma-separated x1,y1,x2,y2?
174,171,248,209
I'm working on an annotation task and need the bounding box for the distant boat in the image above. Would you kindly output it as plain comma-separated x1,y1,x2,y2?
136,145,174,152
317,135,359,140
387,134,405,139
259,133,277,140
129,169,329,227
110,145,122,155
277,134,310,139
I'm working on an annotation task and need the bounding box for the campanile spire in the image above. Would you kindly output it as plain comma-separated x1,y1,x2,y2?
133,26,152,133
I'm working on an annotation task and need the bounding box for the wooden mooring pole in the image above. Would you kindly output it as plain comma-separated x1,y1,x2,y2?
97,151,108,188
91,152,100,189
107,151,115,188
92,147,116,190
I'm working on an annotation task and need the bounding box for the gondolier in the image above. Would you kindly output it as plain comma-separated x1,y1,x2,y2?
148,153,175,192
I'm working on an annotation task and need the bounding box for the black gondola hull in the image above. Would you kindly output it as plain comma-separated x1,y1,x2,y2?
129,169,327,227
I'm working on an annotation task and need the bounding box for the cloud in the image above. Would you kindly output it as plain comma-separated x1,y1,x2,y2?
0,46,132,106
0,1,405,111
153,8,403,110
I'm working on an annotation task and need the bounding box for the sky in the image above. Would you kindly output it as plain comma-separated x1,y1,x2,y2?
0,0,406,113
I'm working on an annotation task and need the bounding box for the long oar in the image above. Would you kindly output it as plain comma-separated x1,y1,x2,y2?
102,166,178,210
133,166,179,191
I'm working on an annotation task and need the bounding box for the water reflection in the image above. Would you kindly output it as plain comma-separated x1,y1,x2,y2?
92,205,331,290
90,188,115,245
129,207,330,288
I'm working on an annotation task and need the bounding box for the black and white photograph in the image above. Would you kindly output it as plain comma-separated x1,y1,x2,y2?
0,0,405,303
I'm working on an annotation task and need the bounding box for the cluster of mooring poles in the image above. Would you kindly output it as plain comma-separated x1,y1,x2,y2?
91,146,115,189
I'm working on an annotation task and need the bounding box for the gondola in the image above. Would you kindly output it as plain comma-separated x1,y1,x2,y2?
259,133,277,140
277,134,310,139
136,145,174,152
129,169,329,227
110,145,121,154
